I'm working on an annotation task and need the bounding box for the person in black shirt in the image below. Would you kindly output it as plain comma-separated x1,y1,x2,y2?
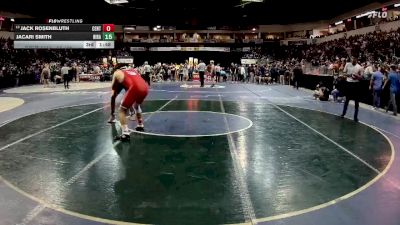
292,64,302,89
69,65,77,83
320,84,330,101
230,63,238,82
270,65,279,84
279,66,286,85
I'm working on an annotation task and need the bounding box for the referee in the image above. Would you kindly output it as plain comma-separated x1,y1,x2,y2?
340,57,363,122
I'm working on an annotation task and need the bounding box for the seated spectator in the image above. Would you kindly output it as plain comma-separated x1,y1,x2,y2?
331,75,345,102
313,82,330,101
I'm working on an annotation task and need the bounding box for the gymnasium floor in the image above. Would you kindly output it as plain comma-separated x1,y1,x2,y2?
0,82,399,225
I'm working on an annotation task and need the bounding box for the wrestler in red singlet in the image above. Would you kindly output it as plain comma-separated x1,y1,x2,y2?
110,66,149,140
118,68,148,110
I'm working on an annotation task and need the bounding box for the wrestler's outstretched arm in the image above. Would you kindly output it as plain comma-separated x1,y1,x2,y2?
108,72,122,123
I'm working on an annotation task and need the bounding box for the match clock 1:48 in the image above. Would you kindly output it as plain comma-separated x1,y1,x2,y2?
102,32,115,41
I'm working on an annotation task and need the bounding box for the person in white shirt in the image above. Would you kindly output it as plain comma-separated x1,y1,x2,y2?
240,65,246,82
143,61,152,86
215,63,221,83
208,60,216,87
197,60,206,87
183,63,189,81
341,57,363,122
364,62,374,79
61,63,70,89
93,65,101,74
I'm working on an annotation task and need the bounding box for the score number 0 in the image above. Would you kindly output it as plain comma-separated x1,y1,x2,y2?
102,24,115,32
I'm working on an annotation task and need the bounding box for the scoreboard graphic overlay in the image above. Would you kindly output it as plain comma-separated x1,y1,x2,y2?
14,21,115,49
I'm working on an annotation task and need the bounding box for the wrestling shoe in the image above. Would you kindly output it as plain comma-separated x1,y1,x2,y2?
135,124,145,132
108,116,117,124
114,132,131,142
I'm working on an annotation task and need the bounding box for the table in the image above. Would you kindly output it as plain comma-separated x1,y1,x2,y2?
78,73,102,82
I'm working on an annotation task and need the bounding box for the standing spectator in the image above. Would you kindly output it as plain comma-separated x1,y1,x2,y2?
188,64,193,81
61,63,70,89
71,63,78,82
14,68,20,87
208,60,216,86
34,66,41,83
292,64,302,89
239,65,246,82
284,67,291,85
143,61,151,86
93,64,101,74
170,64,176,81
270,65,279,84
76,64,82,82
215,63,221,83
175,63,181,81
230,63,238,83
341,57,363,122
69,64,77,84
183,63,189,81
41,64,51,88
279,65,286,84
197,60,206,87
247,65,255,83
364,62,374,79
319,63,327,75
369,66,384,109
178,64,184,82
383,65,399,116
254,65,262,84
50,62,59,83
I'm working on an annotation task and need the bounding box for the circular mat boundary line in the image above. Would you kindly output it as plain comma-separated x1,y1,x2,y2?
0,101,174,225
131,110,253,137
254,104,396,223
0,97,25,113
0,101,395,225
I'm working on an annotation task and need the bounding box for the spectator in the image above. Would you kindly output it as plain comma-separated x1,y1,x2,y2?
197,60,206,87
215,63,221,83
239,65,246,82
230,63,238,83
178,64,184,82
364,62,374,79
313,82,330,101
383,65,399,116
143,61,151,86
183,63,189,81
279,66,285,85
61,63,70,89
341,57,363,122
369,66,385,109
292,64,302,89
69,64,78,83
41,64,51,88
